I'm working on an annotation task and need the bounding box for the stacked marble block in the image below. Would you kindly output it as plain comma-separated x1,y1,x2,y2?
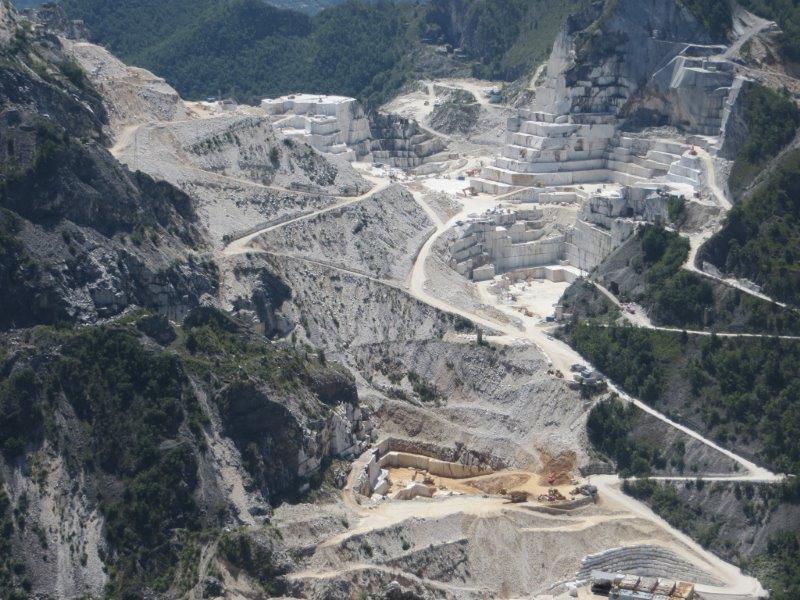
261,93,372,160
565,182,684,271
471,111,695,194
565,219,634,272
450,208,565,281
368,112,448,169
451,181,675,280
473,111,621,193
666,151,703,186
471,59,738,196
370,133,444,169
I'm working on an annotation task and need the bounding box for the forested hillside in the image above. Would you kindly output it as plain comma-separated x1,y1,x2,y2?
420,0,590,80
60,0,416,107
728,84,800,195
740,0,800,60
59,0,584,106
568,323,800,481
702,149,800,306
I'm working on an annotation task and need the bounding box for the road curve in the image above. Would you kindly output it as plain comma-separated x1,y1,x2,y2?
223,180,393,256
402,189,783,481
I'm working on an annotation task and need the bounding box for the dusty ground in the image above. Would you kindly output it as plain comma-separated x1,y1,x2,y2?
283,472,745,599
385,466,579,499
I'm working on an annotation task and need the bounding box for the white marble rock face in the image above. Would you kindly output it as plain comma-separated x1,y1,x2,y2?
472,0,746,197
261,94,373,160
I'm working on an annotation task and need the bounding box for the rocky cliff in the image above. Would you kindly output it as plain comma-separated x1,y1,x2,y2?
0,4,374,598
531,0,716,115
0,2,217,327
0,307,370,598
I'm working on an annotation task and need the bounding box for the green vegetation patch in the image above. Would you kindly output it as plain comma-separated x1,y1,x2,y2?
38,326,205,596
62,0,416,107
739,0,800,61
566,323,800,476
61,0,588,105
623,479,800,600
636,226,714,328
421,0,589,80
218,529,289,595
678,0,733,40
587,397,666,476
703,148,800,306
0,308,351,596
729,85,800,195
601,225,800,334
754,531,800,600
623,479,717,546
0,477,29,600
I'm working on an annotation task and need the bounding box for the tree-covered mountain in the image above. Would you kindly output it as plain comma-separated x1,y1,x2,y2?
740,0,800,60
58,0,586,106
267,0,361,13
701,148,800,306
420,0,591,80
0,2,380,596
13,0,353,12
59,0,418,107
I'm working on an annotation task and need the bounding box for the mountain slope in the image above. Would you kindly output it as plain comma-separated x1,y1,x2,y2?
421,0,592,79
0,5,378,597
701,148,800,306
60,0,587,106
60,0,415,107
0,3,218,327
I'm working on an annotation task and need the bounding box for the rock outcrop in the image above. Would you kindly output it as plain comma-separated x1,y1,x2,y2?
0,3,222,327
0,307,372,597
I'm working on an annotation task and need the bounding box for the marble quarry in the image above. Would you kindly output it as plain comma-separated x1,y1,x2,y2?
353,439,493,499
450,207,564,281
262,93,372,160
637,53,743,136
368,111,449,170
472,0,748,196
451,182,681,279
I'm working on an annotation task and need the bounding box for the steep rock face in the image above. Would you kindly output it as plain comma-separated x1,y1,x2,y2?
420,0,589,80
225,258,294,337
217,381,305,499
217,369,363,501
2,119,195,235
0,54,106,142
0,308,370,598
532,0,714,115
0,5,218,327
173,114,359,192
64,36,189,133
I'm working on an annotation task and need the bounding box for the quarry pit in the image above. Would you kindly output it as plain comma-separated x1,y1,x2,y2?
60,5,783,597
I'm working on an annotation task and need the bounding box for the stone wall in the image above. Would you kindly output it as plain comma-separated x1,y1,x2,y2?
378,451,491,479
369,112,447,168
450,208,566,279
